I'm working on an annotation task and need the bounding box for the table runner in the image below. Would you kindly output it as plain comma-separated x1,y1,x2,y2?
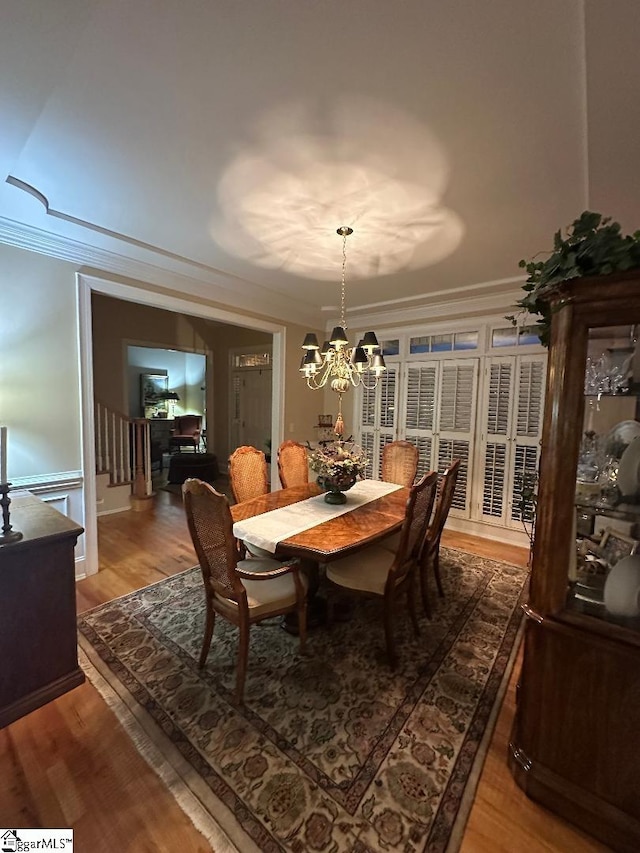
232,479,402,554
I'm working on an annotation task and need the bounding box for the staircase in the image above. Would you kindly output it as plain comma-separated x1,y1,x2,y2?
94,401,155,514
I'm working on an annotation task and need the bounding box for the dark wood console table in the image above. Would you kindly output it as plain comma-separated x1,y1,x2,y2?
0,491,85,728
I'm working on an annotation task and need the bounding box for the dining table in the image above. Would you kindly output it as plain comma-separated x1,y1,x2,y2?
230,480,410,562
231,479,410,630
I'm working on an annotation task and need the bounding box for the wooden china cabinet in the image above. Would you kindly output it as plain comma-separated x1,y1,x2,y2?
509,272,640,851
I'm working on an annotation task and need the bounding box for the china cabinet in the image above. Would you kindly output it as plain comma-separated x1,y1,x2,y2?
509,272,640,851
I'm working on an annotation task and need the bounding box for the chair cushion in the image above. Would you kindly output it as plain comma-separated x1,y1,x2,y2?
214,558,308,618
379,531,401,554
325,545,393,596
237,556,282,573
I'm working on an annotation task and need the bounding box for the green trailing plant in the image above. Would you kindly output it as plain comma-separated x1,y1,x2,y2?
507,211,640,346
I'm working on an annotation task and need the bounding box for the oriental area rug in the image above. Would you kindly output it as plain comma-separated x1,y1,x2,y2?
77,548,528,853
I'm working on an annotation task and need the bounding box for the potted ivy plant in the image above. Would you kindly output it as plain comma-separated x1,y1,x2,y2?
508,211,640,346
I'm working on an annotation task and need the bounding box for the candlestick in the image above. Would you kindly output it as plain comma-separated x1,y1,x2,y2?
0,426,6,484
0,483,22,545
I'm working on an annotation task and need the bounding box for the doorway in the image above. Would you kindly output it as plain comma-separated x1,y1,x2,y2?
230,347,273,457
78,274,286,576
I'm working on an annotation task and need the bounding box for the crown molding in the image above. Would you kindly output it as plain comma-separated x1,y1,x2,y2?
0,215,526,334
336,286,524,332
0,215,320,329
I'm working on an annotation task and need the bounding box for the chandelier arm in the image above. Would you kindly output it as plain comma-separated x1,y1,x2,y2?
359,374,381,391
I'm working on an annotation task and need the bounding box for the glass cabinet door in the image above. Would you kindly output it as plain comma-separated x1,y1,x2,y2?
568,322,640,633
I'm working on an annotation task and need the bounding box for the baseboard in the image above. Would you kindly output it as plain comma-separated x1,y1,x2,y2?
97,505,132,517
75,554,87,581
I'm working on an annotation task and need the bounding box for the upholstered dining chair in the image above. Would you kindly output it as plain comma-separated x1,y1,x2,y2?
381,440,419,487
182,478,308,704
325,471,438,668
418,458,461,616
277,440,309,489
169,414,203,453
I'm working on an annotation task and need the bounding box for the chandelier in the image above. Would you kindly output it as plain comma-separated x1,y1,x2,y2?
300,226,386,395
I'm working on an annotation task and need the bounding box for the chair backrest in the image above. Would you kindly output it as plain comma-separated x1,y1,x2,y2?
174,414,202,437
389,471,438,584
428,458,461,545
381,440,419,487
229,445,269,504
182,478,243,602
277,440,309,488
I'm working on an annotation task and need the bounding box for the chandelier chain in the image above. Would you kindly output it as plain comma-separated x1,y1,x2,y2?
341,229,347,330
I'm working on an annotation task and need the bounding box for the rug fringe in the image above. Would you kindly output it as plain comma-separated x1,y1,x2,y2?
78,641,242,853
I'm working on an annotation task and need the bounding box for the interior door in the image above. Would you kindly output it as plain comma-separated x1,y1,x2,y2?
230,367,272,455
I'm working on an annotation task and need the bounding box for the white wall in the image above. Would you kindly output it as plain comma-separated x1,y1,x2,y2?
0,243,87,574
0,243,81,480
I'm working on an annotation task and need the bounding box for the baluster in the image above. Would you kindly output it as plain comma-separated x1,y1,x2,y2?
119,415,126,483
103,406,111,477
124,417,132,482
144,421,152,495
111,412,117,484
96,403,103,471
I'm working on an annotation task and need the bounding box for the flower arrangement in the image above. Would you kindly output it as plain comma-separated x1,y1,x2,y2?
308,440,369,482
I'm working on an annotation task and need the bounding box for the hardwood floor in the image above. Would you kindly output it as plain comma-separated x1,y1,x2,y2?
1,489,609,852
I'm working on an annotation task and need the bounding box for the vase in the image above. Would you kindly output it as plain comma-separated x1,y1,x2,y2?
317,472,357,504
604,554,640,617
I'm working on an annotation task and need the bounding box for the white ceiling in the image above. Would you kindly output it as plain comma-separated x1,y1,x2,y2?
1,0,639,329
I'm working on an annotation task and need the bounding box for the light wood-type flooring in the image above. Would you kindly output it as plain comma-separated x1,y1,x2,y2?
0,489,609,852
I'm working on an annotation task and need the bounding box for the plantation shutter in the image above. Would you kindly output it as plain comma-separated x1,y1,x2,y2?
404,364,437,478
399,359,478,513
479,355,546,528
355,365,399,478
434,359,478,516
509,357,545,524
480,359,513,521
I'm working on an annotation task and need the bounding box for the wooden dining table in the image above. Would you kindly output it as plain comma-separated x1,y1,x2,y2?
230,481,410,631
230,481,410,563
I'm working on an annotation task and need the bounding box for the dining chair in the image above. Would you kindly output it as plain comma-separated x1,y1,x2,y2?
419,458,461,616
228,445,272,558
381,440,419,487
229,445,269,504
182,478,308,704
325,471,438,668
277,440,309,489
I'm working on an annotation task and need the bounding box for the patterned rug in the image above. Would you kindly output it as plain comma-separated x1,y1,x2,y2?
77,548,528,853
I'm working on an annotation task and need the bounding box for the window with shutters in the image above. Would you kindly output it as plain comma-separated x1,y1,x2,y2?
352,327,545,538
478,355,545,529
400,359,478,517
356,365,399,479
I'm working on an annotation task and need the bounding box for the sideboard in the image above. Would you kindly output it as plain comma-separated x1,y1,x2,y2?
0,491,85,728
149,418,175,453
